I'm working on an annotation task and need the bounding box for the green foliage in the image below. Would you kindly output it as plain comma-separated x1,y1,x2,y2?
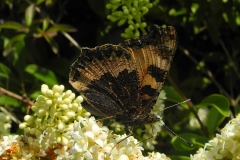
0,0,240,159
106,0,159,38
25,64,58,86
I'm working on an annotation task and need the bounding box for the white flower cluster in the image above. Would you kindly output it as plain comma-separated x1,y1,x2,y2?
191,114,240,160
0,84,170,160
0,112,11,137
68,116,170,160
18,84,90,159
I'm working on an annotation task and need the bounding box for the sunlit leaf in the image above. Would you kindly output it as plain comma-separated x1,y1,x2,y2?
42,18,50,31
25,64,58,86
25,4,36,26
0,21,28,32
200,94,230,117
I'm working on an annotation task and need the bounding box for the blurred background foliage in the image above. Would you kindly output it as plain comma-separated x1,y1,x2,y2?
0,0,239,158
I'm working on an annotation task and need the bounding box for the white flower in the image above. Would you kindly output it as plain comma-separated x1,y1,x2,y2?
191,113,240,160
68,117,169,160
0,135,19,155
146,152,170,160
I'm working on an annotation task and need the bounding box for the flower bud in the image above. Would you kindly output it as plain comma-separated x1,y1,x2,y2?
31,105,38,112
19,122,27,129
46,89,53,97
61,135,69,146
41,84,49,94
58,121,65,130
60,104,68,110
37,109,46,117
56,97,63,103
35,118,42,126
24,115,34,123
75,96,83,103
62,98,71,104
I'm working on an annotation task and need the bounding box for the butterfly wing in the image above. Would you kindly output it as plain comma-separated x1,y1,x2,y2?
69,44,141,117
69,25,177,126
119,25,177,122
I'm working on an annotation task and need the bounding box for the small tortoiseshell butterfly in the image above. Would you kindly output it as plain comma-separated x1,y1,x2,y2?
69,25,177,132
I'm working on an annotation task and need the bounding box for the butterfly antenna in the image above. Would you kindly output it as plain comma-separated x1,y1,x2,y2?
160,99,193,146
160,99,191,111
108,127,133,156
161,122,193,146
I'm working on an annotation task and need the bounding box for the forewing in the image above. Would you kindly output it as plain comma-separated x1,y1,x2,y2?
69,44,141,117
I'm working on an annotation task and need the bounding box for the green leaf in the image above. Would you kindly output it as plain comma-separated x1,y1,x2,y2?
0,95,20,107
25,64,58,86
3,34,26,56
0,63,11,78
162,86,188,108
0,21,28,32
29,90,42,100
42,18,50,31
200,94,230,117
3,34,26,57
206,107,225,136
46,24,77,33
25,4,36,26
172,133,208,151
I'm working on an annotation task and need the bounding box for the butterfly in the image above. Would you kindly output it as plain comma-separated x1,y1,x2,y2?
69,25,177,132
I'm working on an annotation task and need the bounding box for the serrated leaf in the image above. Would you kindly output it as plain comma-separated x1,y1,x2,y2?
25,4,36,26
200,94,230,117
25,64,58,86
